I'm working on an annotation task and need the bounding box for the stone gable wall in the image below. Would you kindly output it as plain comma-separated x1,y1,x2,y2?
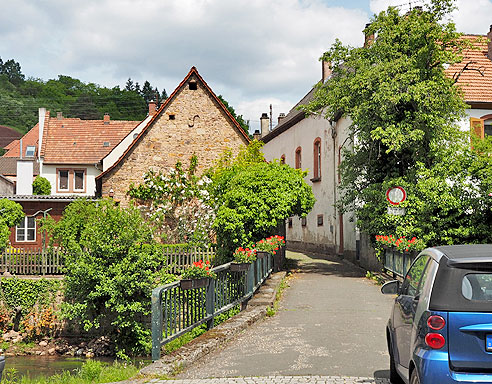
101,76,248,204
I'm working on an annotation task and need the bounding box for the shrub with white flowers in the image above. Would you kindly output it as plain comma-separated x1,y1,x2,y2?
127,155,216,246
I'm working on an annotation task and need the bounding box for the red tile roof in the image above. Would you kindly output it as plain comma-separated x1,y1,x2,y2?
446,35,492,104
40,115,139,164
96,66,250,180
3,117,43,158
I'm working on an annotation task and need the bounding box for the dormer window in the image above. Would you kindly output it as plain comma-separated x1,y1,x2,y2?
25,146,35,157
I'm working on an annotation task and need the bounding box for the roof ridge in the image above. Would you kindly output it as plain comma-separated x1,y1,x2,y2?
96,66,250,180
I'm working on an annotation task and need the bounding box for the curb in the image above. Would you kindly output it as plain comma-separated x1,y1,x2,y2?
139,271,287,377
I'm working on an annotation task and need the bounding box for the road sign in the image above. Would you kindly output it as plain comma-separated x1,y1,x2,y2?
386,186,406,206
387,206,406,216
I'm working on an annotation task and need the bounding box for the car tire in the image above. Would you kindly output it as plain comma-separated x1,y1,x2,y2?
410,369,420,384
388,336,403,384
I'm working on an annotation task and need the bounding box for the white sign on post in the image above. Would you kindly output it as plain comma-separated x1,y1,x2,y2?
386,186,407,216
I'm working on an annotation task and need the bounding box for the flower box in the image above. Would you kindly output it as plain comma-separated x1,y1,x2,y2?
230,262,251,272
256,251,269,259
180,277,209,290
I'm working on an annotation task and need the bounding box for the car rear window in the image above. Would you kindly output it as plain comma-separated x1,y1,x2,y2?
462,274,492,301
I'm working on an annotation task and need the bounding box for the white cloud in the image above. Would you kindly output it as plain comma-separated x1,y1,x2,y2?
0,0,369,129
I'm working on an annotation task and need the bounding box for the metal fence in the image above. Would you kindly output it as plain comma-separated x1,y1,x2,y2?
151,253,273,361
383,248,416,277
0,248,64,275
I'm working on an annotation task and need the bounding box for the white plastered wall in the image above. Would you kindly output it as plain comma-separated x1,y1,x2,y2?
42,164,100,196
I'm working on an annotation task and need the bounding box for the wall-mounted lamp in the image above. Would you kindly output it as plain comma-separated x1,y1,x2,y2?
109,189,114,198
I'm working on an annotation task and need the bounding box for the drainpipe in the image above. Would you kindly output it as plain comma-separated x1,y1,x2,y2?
330,120,337,256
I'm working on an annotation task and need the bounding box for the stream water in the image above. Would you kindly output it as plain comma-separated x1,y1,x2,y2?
4,355,150,379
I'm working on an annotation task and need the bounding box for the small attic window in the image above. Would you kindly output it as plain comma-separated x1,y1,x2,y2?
103,142,110,147
169,114,176,120
25,146,36,157
189,81,197,90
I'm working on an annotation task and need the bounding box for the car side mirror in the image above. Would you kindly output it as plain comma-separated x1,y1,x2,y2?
381,280,400,295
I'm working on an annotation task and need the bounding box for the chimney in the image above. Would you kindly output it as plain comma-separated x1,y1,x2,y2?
278,113,286,125
488,25,492,61
57,112,63,120
148,101,157,116
253,130,261,141
16,160,33,195
260,113,270,138
364,23,374,48
322,61,332,82
104,113,110,124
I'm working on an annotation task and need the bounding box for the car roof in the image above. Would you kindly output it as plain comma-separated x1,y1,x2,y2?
433,244,492,266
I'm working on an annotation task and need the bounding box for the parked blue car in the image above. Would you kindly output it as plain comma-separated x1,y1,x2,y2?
381,244,492,384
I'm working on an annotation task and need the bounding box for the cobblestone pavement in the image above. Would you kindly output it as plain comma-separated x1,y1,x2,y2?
146,376,389,384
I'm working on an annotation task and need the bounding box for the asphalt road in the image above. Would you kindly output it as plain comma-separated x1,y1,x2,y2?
174,250,395,380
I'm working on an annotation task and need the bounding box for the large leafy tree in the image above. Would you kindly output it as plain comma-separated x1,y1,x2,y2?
209,141,315,261
42,199,172,356
303,0,484,247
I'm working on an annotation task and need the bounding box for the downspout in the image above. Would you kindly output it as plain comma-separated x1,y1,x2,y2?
330,120,337,256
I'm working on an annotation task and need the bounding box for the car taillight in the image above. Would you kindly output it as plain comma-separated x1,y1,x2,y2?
427,315,446,330
425,333,445,349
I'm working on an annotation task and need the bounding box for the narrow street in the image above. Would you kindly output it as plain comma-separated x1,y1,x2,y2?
169,251,394,382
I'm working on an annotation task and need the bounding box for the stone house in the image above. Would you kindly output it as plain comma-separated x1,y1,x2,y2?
96,67,250,204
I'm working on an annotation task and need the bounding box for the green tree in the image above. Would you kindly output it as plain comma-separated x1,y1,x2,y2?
0,58,25,86
0,199,24,252
42,199,174,356
217,95,249,135
209,142,315,261
302,0,478,247
32,176,51,195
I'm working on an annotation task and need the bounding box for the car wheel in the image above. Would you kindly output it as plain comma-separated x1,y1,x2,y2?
388,336,403,384
410,369,420,384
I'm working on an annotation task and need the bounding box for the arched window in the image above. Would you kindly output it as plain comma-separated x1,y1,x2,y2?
313,138,321,181
295,147,302,169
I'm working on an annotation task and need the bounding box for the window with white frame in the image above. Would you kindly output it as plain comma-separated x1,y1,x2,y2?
25,146,36,157
16,216,36,242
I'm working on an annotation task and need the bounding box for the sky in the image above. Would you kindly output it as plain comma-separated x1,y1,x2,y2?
1,0,492,132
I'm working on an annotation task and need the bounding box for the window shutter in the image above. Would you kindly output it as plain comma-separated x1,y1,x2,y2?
470,117,484,140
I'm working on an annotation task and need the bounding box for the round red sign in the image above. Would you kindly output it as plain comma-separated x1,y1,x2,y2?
386,186,406,206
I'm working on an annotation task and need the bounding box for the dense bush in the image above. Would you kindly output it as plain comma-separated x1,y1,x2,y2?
210,142,315,261
32,176,51,195
0,199,24,252
42,198,175,356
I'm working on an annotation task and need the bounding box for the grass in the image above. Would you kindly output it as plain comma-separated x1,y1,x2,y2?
1,360,142,384
266,273,290,317
365,270,385,285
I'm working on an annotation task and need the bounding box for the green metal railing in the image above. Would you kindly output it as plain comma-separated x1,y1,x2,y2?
384,248,417,277
151,253,273,361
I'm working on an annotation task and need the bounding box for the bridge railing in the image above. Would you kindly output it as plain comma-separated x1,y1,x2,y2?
151,253,273,361
383,247,417,278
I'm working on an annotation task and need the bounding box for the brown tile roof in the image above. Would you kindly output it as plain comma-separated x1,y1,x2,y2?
0,157,39,176
39,114,140,164
96,66,250,180
0,126,21,149
446,35,492,104
3,118,43,158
